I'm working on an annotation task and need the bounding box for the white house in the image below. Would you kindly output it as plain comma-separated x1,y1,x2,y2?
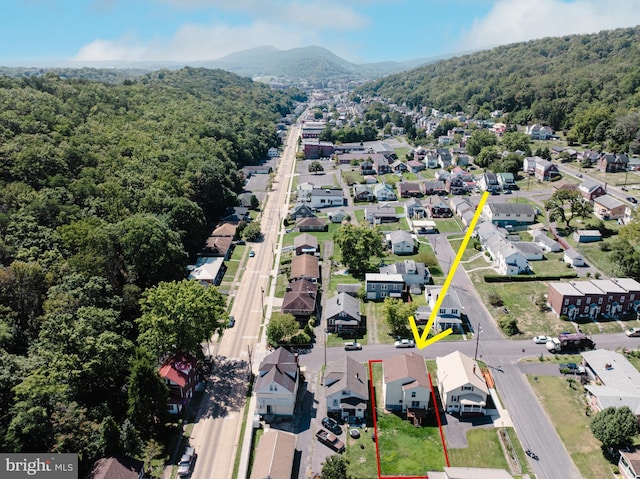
372,183,398,201
309,188,345,209
383,353,430,413
325,357,369,420
564,249,585,267
436,351,489,416
532,232,562,252
496,243,529,275
255,348,299,417
387,230,415,255
424,286,464,333
482,203,536,227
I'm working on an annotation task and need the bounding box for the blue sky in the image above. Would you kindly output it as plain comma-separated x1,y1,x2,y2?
3,0,640,66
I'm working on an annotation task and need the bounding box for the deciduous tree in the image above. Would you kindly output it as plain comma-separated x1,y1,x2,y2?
333,223,384,275
590,406,639,449
544,189,592,227
266,312,299,347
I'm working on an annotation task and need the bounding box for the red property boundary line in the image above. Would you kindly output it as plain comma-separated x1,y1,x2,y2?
367,360,450,479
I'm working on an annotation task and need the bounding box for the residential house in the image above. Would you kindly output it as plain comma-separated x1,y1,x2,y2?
522,156,541,175
474,221,503,246
454,154,470,167
446,176,466,195
405,198,427,219
582,349,640,420
281,279,318,319
309,188,345,209
221,206,250,224
373,156,392,175
293,233,320,256
397,181,423,198
496,172,516,190
209,222,237,238
353,184,375,203
423,180,446,195
425,152,439,169
450,197,474,217
495,242,530,275
296,181,315,202
201,235,233,259
365,205,401,224
482,203,536,227
325,357,369,420
532,232,562,252
256,348,299,416
267,147,280,158
436,351,489,416
187,257,226,286
437,148,453,168
598,153,629,172
328,210,347,223
383,353,430,413
88,456,144,479
424,286,464,333
289,203,316,220
526,123,554,140
372,182,398,201
324,292,362,334
391,160,408,173
359,160,375,175
578,149,600,165
386,230,415,255
547,278,640,319
478,172,499,192
514,242,544,261
302,140,334,159
553,180,578,193
425,196,453,218
573,229,602,243
290,254,320,282
564,249,585,267
619,448,640,479
380,260,431,289
249,429,296,479
407,159,426,173
435,170,451,182
534,159,559,181
365,273,405,300
593,195,626,220
296,217,327,232
579,179,607,201
438,135,453,146
159,352,199,414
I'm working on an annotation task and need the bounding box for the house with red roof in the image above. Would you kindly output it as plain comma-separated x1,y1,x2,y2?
159,352,199,414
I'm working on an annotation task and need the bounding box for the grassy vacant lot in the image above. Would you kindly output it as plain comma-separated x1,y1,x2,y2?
528,375,616,479
371,363,447,476
448,236,481,262
345,426,378,479
447,428,515,471
435,217,463,233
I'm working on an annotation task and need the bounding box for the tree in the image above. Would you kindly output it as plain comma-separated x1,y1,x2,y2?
321,455,348,479
242,221,262,242
501,131,531,153
382,297,417,337
137,279,227,356
590,406,639,449
266,312,299,347
249,194,259,210
466,129,497,156
333,223,384,275
475,145,499,168
127,350,169,438
308,161,324,174
544,189,593,227
610,209,640,279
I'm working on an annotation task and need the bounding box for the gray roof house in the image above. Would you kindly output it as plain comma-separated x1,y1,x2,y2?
293,233,320,256
325,357,369,420
424,286,464,333
256,348,299,417
324,292,362,334
365,273,404,301
386,230,415,255
380,260,430,288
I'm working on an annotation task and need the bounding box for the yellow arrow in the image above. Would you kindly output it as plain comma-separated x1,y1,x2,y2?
410,191,490,349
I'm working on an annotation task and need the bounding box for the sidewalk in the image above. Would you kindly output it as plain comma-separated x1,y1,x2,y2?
487,387,514,428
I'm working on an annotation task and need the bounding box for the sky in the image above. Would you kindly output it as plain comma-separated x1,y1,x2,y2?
3,0,640,67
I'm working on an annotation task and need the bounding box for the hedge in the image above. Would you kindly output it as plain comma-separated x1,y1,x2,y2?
483,272,578,282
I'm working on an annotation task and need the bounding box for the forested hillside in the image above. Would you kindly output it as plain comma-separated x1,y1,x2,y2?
0,67,296,470
357,26,640,135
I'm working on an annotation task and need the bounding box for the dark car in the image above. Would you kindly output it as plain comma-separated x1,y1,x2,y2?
177,446,196,477
228,315,235,328
322,417,342,435
627,196,638,204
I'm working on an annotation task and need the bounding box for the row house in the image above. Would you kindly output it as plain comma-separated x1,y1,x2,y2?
547,277,640,320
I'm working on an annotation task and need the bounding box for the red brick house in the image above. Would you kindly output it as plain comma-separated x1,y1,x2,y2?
159,352,199,414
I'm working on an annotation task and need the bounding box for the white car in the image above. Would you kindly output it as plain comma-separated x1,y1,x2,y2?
394,338,415,348
625,328,640,337
533,335,548,344
344,341,362,350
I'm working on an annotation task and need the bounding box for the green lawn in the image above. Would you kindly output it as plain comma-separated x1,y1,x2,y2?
528,375,618,479
435,217,463,233
345,425,378,479
371,363,448,475
447,428,511,470
448,237,481,262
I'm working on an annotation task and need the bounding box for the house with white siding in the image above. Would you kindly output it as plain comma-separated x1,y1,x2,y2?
436,351,488,416
383,353,430,413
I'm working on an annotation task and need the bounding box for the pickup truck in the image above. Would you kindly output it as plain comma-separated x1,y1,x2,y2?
559,362,586,375
316,429,345,453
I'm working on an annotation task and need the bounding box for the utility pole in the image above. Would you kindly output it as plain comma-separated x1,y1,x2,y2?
474,322,481,361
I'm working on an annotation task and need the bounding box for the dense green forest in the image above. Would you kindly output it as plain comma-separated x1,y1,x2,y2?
357,26,640,140
0,67,297,471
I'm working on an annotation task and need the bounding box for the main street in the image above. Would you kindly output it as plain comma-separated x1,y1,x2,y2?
188,124,300,479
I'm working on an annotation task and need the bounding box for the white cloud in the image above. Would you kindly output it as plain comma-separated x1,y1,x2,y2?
459,0,640,51
71,0,366,62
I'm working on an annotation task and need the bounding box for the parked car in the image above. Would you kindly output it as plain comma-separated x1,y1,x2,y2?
627,197,638,204
533,335,548,344
249,250,255,257
344,341,362,351
228,315,235,328
177,446,196,477
559,363,586,374
394,338,415,348
625,327,640,337
322,417,342,435
316,429,345,453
